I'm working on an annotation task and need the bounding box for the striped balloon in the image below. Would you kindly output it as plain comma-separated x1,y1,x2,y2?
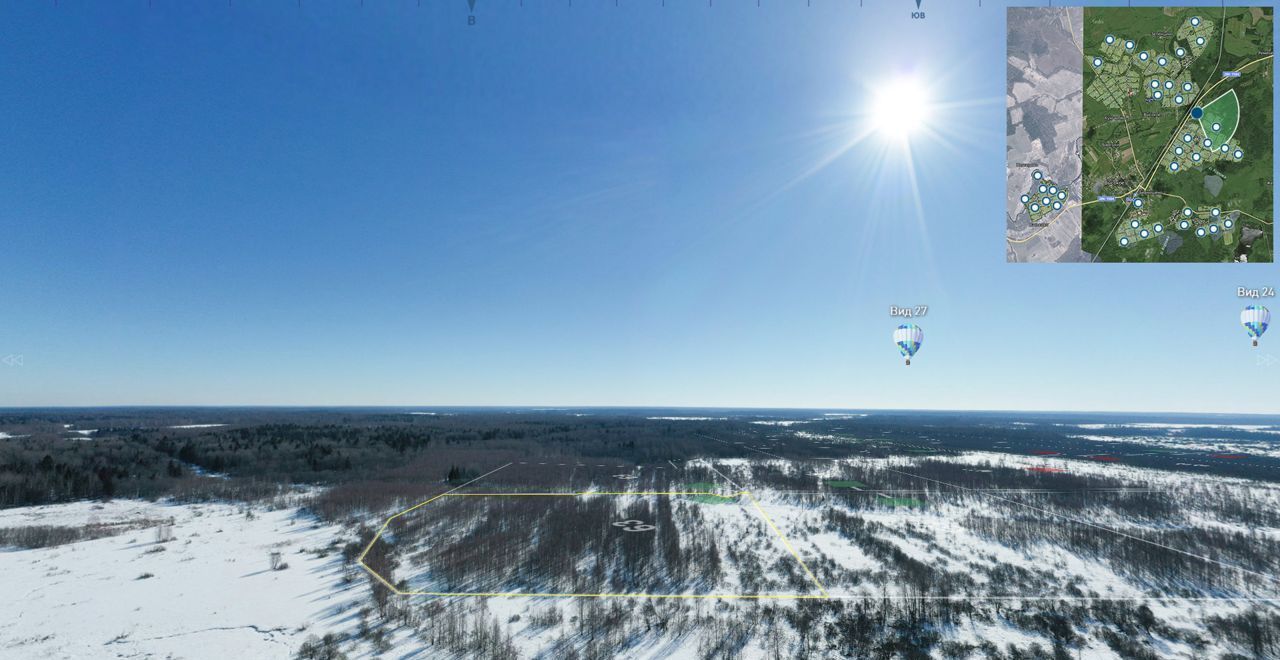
1241,305,1270,347
893,324,924,365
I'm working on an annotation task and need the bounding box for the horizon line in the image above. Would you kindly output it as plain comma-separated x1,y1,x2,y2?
1,404,1278,418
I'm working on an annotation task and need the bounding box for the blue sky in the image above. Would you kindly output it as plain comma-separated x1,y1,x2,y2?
1,1,1275,412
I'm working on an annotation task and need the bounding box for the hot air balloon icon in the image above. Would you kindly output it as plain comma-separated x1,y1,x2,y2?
1242,305,1270,347
894,324,923,366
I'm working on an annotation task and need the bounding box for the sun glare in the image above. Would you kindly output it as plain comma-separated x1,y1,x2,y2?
870,77,933,141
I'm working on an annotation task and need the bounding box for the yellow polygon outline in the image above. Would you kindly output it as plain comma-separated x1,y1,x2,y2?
357,489,830,600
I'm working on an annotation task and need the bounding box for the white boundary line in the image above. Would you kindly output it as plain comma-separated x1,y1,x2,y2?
358,455,1280,602
708,430,1280,598
882,465,1280,587
822,594,1280,603
356,462,511,567
1196,87,1240,146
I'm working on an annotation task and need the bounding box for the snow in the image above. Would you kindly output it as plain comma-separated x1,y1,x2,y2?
1075,422,1280,434
0,500,175,529
0,499,355,659
793,431,843,441
1066,432,1280,459
1127,423,1278,432
950,620,1062,655
807,532,876,572
939,450,1280,494
167,424,228,429
5,446,1278,658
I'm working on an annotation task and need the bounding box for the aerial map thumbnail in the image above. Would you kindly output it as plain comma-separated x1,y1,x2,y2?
1082,7,1274,263
1006,7,1086,263
1007,6,1273,263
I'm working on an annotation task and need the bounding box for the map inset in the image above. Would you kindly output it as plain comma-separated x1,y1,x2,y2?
1006,7,1086,263
1082,7,1273,262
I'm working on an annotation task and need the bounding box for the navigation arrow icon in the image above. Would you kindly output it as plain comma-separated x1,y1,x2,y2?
467,0,476,11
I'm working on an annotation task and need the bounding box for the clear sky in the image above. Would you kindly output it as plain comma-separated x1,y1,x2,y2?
1,1,1275,412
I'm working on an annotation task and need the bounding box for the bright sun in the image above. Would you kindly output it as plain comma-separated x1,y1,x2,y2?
870,77,932,140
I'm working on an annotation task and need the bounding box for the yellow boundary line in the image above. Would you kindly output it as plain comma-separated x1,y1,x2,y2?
397,590,829,600
357,487,830,600
745,491,830,598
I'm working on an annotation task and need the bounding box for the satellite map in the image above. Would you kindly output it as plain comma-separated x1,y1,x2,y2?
1082,7,1274,263
1007,6,1274,264
1006,8,1087,263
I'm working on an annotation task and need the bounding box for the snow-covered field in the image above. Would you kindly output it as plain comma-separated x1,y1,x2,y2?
4,448,1279,659
1065,432,1280,459
1073,423,1280,433
0,499,355,659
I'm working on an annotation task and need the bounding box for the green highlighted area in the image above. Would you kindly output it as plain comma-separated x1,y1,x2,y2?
1200,89,1241,147
827,480,868,490
685,482,736,504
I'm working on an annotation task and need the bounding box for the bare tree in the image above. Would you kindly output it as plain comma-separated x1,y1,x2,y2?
154,521,174,544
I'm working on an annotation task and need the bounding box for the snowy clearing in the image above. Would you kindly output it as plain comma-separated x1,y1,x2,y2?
0,499,355,659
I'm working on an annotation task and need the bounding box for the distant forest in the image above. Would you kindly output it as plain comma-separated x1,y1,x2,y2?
5,409,1280,510
0,413,769,509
